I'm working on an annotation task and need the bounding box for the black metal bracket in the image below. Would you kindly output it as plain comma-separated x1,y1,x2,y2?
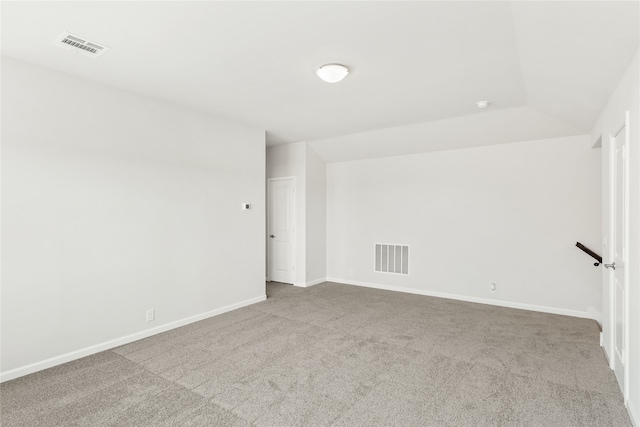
576,242,602,266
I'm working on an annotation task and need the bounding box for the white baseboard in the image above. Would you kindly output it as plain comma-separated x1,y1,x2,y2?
305,277,326,287
0,295,266,383
293,278,327,288
629,402,639,427
326,277,598,321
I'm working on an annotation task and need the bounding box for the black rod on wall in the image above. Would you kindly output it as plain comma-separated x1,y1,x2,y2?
575,242,602,266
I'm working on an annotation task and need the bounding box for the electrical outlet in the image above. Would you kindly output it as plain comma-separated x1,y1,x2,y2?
490,283,497,292
146,309,155,322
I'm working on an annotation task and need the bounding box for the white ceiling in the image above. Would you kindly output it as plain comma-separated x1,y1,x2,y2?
2,1,638,162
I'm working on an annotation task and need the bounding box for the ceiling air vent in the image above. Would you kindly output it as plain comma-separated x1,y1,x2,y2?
52,32,109,58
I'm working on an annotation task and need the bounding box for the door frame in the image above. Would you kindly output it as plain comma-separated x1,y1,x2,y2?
266,176,296,284
607,111,630,402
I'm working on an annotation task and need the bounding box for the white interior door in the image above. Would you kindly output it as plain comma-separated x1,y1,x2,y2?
268,178,295,284
608,119,628,395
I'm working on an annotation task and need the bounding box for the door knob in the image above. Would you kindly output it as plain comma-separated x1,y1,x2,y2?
604,263,616,270
270,235,275,238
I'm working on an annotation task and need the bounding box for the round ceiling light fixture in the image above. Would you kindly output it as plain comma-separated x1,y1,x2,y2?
316,64,350,83
476,101,490,109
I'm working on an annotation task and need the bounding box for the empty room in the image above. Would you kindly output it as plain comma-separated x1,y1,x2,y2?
1,1,639,426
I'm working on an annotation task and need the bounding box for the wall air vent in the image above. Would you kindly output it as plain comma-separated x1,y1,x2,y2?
52,32,110,58
375,244,409,275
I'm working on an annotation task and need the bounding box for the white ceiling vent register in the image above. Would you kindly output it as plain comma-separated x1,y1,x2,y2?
375,244,409,275
52,32,110,58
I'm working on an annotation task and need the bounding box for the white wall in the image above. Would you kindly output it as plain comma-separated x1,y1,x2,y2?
266,142,306,285
594,51,639,425
1,57,266,380
305,146,326,284
327,135,602,320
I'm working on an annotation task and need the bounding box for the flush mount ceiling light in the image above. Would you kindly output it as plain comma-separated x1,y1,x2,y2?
316,64,349,83
476,101,490,109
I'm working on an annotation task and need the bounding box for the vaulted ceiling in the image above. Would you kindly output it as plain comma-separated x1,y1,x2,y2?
2,1,638,162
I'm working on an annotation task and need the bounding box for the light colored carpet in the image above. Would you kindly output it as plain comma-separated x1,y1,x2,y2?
0,281,631,426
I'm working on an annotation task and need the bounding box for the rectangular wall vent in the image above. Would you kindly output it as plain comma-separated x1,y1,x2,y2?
375,244,409,275
52,32,110,58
